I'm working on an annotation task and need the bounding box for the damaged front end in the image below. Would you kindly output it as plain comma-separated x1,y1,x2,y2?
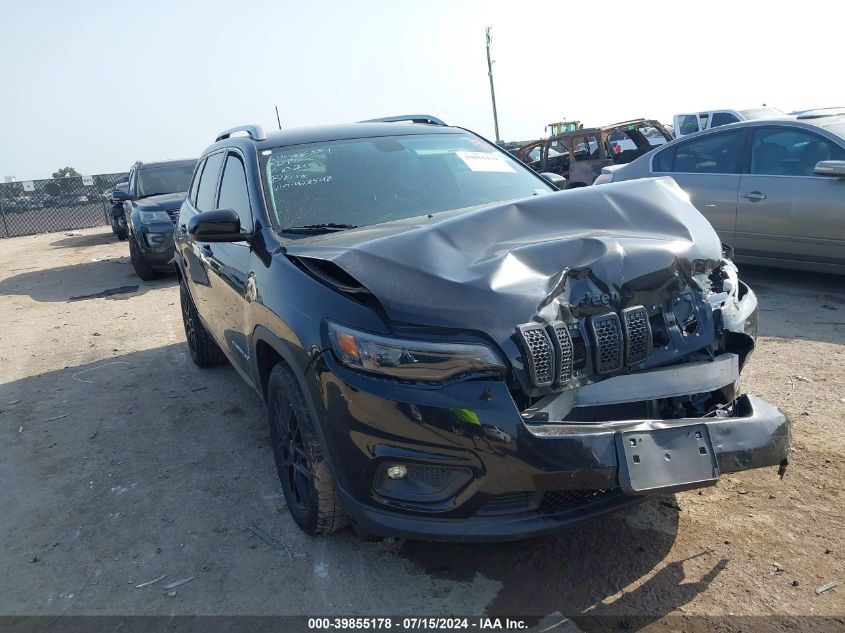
518,256,788,493
289,177,790,541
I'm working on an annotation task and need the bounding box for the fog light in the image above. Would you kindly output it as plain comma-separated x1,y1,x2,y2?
386,464,407,480
373,462,473,504
145,232,167,247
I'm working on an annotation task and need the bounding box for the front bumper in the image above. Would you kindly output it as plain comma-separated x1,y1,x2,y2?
135,222,176,271
315,355,790,542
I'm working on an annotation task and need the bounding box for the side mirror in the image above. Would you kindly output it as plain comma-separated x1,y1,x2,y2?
814,160,845,178
540,172,567,188
111,189,130,202
188,208,244,242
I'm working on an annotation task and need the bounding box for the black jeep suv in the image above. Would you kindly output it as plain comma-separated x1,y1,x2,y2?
175,116,790,541
113,159,197,280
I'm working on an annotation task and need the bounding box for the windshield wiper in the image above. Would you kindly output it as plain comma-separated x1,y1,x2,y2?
281,223,359,234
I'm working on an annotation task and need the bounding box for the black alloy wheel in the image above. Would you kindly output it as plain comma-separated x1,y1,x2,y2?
273,393,312,514
179,282,226,368
266,363,348,535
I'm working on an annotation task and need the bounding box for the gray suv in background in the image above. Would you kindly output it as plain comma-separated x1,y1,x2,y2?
113,159,197,279
595,116,845,274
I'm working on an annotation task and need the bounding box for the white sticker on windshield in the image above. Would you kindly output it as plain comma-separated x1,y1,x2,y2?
455,151,515,173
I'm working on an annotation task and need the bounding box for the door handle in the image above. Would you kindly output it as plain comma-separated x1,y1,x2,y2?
742,191,767,201
201,244,213,255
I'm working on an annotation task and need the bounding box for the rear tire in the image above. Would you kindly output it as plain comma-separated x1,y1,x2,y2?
267,363,348,535
179,282,226,368
129,235,161,281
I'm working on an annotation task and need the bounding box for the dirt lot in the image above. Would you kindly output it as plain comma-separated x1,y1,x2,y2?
1,227,843,629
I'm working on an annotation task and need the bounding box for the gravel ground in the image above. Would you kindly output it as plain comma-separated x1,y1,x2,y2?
0,227,842,630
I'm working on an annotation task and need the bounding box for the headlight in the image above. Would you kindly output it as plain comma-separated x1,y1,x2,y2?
139,210,171,223
327,322,505,382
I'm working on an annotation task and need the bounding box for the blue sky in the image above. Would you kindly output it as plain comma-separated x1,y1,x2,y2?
0,0,840,180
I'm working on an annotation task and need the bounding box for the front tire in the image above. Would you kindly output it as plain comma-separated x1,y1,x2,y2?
179,282,226,368
267,363,348,535
115,218,128,241
129,235,161,281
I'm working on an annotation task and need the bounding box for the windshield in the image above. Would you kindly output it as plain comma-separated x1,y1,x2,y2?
137,163,196,198
260,133,552,230
739,107,785,120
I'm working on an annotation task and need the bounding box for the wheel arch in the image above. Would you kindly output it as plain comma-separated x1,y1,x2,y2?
251,325,314,405
173,249,186,281
252,324,352,503
127,203,143,238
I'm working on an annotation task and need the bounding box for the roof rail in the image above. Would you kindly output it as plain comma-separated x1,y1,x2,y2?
796,112,845,120
215,124,267,142
360,114,447,126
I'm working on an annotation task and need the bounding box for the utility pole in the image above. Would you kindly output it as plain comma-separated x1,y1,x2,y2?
485,26,501,143
275,105,282,130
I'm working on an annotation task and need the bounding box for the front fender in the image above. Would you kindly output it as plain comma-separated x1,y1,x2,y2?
250,320,313,400
250,323,339,473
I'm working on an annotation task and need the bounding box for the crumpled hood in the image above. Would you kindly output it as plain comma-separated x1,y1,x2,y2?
134,192,186,211
284,177,723,347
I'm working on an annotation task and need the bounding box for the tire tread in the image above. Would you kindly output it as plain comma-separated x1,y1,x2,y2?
129,235,161,281
268,363,348,535
180,283,226,368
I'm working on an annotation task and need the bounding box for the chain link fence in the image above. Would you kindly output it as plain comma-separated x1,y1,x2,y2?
0,172,129,238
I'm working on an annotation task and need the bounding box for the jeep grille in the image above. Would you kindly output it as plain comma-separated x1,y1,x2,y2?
550,322,574,384
589,313,623,375
516,324,554,387
622,306,652,366
518,307,652,388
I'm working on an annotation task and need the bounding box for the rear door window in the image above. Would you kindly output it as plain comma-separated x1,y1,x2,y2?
672,130,745,174
188,158,206,206
711,112,741,127
195,152,225,212
653,146,675,172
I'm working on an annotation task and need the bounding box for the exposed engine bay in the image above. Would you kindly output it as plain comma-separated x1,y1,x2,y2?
514,258,757,424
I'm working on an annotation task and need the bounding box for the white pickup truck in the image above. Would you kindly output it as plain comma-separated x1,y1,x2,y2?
673,107,786,137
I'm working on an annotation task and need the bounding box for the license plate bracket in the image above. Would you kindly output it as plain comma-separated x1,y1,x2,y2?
616,424,720,494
